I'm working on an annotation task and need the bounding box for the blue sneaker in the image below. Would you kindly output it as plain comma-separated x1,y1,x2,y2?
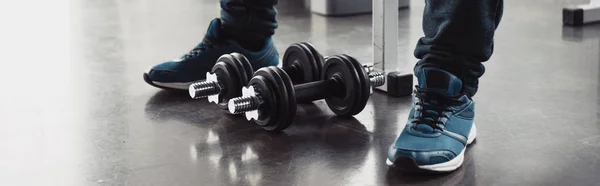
387,67,477,172
144,18,279,90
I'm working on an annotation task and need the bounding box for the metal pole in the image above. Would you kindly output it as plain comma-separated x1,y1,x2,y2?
373,0,399,92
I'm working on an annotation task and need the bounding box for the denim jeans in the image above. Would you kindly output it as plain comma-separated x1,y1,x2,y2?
414,0,503,97
220,0,279,42
220,0,504,97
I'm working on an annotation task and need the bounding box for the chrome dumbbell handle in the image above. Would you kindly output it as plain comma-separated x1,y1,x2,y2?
189,72,224,104
228,86,263,120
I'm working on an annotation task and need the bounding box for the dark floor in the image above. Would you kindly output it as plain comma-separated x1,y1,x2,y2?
2,0,600,185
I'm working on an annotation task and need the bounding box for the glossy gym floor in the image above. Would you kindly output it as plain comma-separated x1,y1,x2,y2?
1,0,600,185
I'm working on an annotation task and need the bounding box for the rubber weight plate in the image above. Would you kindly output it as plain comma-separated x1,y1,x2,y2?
248,74,275,128
282,43,321,84
267,67,296,131
300,42,324,75
340,54,370,115
251,67,296,131
336,54,363,115
322,55,362,116
212,55,242,109
228,53,249,89
230,52,253,86
253,67,282,129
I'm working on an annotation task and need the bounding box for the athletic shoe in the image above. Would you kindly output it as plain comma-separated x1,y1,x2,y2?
144,18,279,90
387,67,477,172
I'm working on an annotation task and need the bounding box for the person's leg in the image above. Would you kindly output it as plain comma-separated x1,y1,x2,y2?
220,0,279,50
414,0,503,97
387,0,503,172
144,0,280,90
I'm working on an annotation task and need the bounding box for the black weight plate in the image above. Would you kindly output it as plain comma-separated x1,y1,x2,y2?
261,67,295,131
340,54,370,115
252,68,280,128
281,43,308,83
227,53,249,89
322,55,361,116
348,55,371,114
282,43,320,84
335,54,362,115
212,55,243,109
249,74,276,127
252,67,295,131
231,52,253,86
268,67,296,131
297,42,323,82
336,54,365,115
300,42,324,77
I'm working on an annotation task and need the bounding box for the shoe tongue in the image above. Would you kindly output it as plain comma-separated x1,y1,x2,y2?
416,67,462,96
414,124,435,133
205,18,223,39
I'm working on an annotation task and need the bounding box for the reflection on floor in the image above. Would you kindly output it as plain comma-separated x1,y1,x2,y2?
2,0,600,185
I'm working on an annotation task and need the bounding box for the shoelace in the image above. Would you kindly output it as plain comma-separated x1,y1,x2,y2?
411,86,463,131
181,36,220,60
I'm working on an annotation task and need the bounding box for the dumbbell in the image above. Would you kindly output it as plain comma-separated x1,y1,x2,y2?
188,42,324,109
227,54,385,131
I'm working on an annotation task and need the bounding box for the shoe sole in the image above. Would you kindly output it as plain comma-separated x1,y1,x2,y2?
143,73,195,91
386,124,477,173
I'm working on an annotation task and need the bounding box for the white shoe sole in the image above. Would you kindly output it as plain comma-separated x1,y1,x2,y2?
386,124,477,172
145,67,198,90
152,81,195,90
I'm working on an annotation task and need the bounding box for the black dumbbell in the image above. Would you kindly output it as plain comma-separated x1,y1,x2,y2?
188,42,324,109
281,42,324,85
227,54,385,131
187,52,253,109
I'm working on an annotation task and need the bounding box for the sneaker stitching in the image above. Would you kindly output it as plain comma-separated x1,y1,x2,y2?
451,101,474,120
254,42,275,63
